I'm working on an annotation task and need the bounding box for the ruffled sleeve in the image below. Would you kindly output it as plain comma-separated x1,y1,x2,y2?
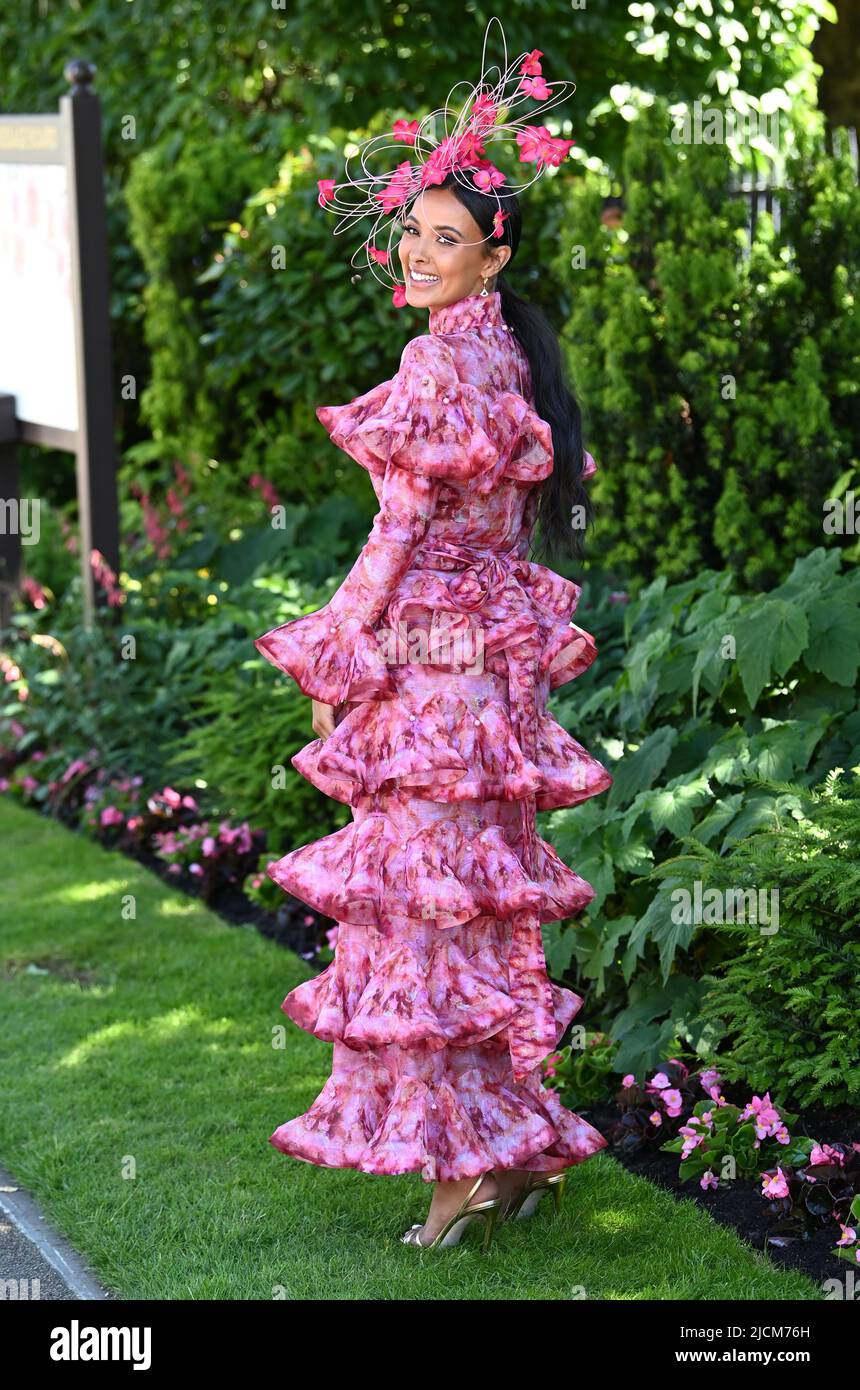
315,334,554,494
254,408,442,706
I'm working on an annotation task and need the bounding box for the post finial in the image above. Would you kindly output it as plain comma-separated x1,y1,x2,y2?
64,59,96,94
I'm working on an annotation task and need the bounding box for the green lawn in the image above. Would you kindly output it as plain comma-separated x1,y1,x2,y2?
0,796,822,1300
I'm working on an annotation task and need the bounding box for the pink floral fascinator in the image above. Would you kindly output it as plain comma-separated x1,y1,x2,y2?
316,15,577,306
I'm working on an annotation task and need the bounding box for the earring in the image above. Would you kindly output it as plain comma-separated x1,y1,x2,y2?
480,276,489,298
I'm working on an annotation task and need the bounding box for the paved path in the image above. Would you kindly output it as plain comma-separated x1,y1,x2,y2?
0,1161,112,1300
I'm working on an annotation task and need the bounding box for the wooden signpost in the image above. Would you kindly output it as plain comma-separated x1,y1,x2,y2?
0,59,118,627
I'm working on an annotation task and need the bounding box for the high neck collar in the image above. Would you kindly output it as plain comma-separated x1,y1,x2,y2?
428,290,504,335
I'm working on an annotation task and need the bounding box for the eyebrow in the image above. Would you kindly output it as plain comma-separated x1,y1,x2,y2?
402,214,464,238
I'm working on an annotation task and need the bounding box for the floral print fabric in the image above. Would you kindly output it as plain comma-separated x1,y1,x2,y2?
255,290,611,1181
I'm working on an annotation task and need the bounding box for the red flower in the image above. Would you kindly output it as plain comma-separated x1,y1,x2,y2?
519,48,544,77
517,125,575,170
392,119,420,144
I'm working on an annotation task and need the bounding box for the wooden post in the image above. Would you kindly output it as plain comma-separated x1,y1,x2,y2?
61,59,119,625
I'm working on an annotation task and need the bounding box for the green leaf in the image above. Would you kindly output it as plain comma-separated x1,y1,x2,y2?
804,599,860,686
608,726,678,810
735,599,809,707
649,775,713,837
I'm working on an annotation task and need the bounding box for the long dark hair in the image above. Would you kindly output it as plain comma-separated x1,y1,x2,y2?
434,171,593,566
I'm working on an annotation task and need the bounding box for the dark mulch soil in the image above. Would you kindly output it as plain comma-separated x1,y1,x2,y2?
587,1086,859,1287
125,839,336,962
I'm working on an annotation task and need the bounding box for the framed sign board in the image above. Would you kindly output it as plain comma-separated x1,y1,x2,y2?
0,61,119,625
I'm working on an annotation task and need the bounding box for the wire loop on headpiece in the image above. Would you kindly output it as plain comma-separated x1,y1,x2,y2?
316,16,576,303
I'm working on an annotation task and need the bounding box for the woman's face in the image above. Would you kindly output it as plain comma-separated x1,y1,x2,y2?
397,186,511,309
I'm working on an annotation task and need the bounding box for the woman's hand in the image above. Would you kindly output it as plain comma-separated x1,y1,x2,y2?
312,699,336,741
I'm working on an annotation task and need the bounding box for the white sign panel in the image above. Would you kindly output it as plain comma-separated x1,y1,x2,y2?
0,163,78,432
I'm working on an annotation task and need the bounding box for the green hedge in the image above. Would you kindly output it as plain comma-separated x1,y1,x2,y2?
556,103,860,590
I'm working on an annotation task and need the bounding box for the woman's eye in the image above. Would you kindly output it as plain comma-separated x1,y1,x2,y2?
404,225,453,245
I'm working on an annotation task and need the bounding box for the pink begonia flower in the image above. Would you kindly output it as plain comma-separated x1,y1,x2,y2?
662,1088,683,1117
622,1073,636,1087
0,778,8,792
700,1171,719,1191
519,48,544,77
648,1072,670,1091
161,787,182,808
31,750,45,762
127,816,143,832
317,179,336,207
741,1092,783,1138
21,775,38,794
836,1225,857,1247
250,874,263,889
516,125,575,170
701,1111,714,1127
189,863,203,876
810,1143,845,1167
519,73,550,101
202,837,216,856
762,1168,790,1199
167,864,182,875
100,806,124,827
649,1111,662,1127
775,1126,791,1145
391,119,419,144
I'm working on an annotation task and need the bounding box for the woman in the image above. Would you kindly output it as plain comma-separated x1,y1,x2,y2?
254,30,613,1252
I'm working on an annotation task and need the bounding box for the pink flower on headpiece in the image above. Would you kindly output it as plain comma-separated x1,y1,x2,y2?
520,73,551,101
469,93,499,133
491,209,509,239
420,140,457,188
392,285,408,308
317,179,336,207
367,246,390,265
375,160,415,212
517,125,575,170
519,49,544,77
472,161,506,192
392,119,420,144
455,130,487,166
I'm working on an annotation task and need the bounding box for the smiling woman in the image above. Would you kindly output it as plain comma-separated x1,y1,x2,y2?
255,21,611,1255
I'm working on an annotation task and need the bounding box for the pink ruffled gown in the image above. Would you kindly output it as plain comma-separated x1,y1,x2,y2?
254,289,612,1182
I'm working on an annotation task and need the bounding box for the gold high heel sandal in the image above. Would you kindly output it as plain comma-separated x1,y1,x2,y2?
401,1175,502,1252
502,1171,567,1222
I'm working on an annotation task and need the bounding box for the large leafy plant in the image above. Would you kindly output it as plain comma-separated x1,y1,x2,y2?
543,547,860,1078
